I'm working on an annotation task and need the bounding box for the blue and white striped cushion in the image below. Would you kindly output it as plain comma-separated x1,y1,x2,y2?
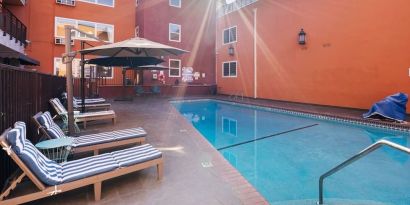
61,153,119,183
38,112,66,139
111,144,162,167
71,132,115,147
6,123,26,154
112,127,147,140
37,112,54,129
20,142,62,185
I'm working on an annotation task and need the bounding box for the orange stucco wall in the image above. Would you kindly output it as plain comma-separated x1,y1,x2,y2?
216,0,410,111
17,0,135,85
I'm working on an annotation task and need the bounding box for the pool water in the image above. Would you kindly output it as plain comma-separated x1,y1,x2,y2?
172,100,410,205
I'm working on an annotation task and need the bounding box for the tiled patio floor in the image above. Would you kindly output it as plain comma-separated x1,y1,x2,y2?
17,95,408,205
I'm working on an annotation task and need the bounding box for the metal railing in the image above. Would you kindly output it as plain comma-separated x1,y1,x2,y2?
229,91,244,101
318,140,410,205
217,0,258,17
0,6,27,46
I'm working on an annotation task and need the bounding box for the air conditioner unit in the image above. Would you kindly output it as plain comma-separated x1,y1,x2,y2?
55,37,75,45
56,0,76,6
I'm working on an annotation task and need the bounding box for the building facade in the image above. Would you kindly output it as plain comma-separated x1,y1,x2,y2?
216,0,410,111
20,0,136,86
0,0,39,67
136,0,216,86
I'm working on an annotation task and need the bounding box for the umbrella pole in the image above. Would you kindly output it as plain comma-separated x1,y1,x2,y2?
122,68,126,99
64,25,75,135
80,41,86,113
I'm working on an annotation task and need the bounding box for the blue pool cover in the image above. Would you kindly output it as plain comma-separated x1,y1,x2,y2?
363,92,408,122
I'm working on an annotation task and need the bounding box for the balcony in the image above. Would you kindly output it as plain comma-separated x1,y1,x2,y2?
0,6,27,48
2,0,26,6
217,0,258,17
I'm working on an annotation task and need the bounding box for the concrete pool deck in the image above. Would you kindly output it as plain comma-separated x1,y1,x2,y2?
23,96,268,205
18,95,408,205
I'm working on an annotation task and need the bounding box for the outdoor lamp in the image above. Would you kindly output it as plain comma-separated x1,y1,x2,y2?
228,45,235,56
298,28,306,45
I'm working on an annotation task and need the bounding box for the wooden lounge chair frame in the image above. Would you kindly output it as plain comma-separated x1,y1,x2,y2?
0,128,163,205
50,98,116,129
32,112,146,155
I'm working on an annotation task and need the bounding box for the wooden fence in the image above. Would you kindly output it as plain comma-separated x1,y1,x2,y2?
0,64,66,187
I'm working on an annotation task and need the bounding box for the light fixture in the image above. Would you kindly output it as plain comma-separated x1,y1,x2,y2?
228,45,234,56
298,28,306,45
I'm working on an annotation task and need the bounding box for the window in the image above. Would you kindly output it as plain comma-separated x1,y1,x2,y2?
169,0,181,8
223,26,237,44
222,61,237,77
169,23,181,42
79,0,114,7
55,18,76,38
96,23,114,42
169,59,181,77
222,117,237,136
135,26,140,37
55,17,114,42
54,58,113,78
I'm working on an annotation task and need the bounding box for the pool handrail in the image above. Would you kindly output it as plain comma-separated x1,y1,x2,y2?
318,139,410,205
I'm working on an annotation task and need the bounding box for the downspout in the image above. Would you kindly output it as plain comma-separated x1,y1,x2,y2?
253,8,257,99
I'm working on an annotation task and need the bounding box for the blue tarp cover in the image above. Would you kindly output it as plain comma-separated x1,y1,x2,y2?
363,93,408,122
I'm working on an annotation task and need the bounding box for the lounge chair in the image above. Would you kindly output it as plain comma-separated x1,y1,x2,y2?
73,100,111,112
62,92,106,104
50,98,116,129
33,112,146,155
0,122,163,205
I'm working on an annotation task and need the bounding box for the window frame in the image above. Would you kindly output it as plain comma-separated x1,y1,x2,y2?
222,26,237,45
169,0,181,8
78,0,115,7
169,59,181,77
222,61,237,78
169,23,181,42
54,57,114,79
55,17,114,43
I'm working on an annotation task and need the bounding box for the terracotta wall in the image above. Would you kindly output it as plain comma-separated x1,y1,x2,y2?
216,0,410,111
137,0,216,86
20,0,135,85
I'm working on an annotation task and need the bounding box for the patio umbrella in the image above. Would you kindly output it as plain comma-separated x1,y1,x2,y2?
79,37,189,57
79,37,188,101
86,56,164,67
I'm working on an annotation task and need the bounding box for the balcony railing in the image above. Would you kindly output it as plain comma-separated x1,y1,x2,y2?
0,6,27,46
217,0,258,17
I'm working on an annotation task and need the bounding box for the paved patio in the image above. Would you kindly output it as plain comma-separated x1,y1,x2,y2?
23,96,267,205
17,95,408,205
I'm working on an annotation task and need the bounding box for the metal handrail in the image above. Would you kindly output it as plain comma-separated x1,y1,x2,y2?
318,140,410,204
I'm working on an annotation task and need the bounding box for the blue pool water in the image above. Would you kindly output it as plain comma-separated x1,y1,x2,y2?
172,100,410,205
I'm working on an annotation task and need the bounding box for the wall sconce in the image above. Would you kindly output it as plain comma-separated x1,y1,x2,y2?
228,45,235,56
298,28,306,45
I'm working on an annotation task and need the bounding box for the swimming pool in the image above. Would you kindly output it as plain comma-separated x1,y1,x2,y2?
172,99,410,205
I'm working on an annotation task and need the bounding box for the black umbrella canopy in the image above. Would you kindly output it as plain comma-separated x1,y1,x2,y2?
79,37,189,57
129,64,170,70
85,56,164,67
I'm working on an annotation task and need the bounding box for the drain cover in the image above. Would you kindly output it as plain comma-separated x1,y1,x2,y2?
201,161,213,168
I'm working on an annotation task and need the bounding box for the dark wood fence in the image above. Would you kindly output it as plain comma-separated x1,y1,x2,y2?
0,64,66,187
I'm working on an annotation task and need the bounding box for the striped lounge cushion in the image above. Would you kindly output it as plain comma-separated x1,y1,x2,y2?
72,132,115,147
111,144,162,167
7,122,63,185
76,110,115,118
37,112,66,139
52,98,68,114
61,153,119,183
6,122,26,154
112,127,147,140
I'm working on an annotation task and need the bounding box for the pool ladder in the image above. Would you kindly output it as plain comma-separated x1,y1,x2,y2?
318,140,410,204
229,91,245,101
